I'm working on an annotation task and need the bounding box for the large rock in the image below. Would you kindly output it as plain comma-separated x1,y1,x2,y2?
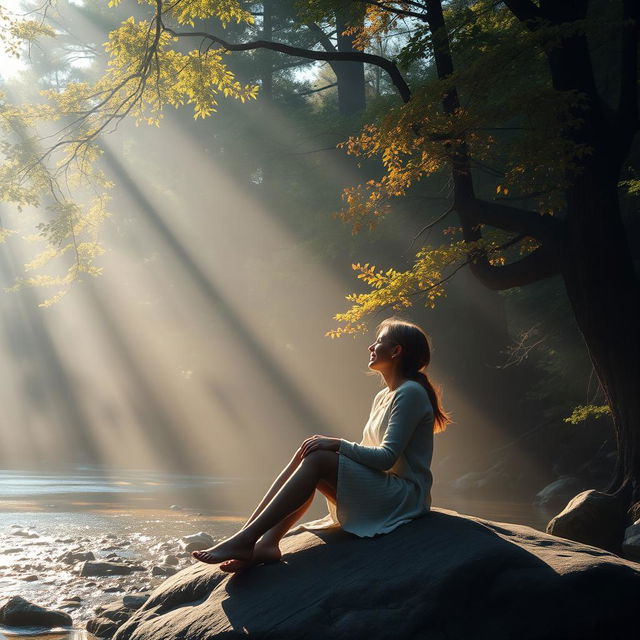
0,596,72,628
114,509,640,640
546,489,628,552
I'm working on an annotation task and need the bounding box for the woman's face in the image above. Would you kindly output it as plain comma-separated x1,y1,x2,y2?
368,329,399,371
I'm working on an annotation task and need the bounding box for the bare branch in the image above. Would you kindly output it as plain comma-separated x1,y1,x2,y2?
161,27,412,103
352,0,429,21
306,22,336,53
298,82,338,96
405,204,454,254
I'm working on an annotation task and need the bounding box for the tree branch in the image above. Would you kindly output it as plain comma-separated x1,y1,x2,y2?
468,243,560,290
463,199,562,245
305,22,336,53
298,82,338,96
160,27,412,103
353,0,429,21
501,0,542,27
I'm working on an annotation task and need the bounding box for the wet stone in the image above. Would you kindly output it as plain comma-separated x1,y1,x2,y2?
0,596,72,628
79,561,134,577
60,549,96,564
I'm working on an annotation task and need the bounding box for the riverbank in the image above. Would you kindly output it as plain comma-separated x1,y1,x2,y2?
0,468,559,639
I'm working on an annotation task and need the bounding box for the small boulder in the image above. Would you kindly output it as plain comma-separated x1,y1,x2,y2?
59,550,96,564
180,532,214,553
622,519,640,561
12,529,39,538
79,561,133,577
533,476,583,507
161,554,179,566
0,596,72,628
546,489,627,552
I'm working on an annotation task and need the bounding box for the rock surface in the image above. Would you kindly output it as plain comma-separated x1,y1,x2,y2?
622,519,640,561
60,549,96,564
546,489,628,552
114,509,640,640
79,561,137,577
180,532,214,553
87,594,150,639
0,596,72,628
151,564,178,577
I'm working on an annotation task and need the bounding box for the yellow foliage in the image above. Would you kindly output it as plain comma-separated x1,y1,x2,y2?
0,0,258,301
329,232,534,337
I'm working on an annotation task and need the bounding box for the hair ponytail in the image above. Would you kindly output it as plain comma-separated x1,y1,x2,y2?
413,371,450,433
376,317,451,433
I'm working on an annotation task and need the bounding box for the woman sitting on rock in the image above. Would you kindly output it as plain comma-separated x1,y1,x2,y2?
192,317,449,571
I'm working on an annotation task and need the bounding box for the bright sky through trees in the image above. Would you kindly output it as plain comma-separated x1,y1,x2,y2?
0,0,28,80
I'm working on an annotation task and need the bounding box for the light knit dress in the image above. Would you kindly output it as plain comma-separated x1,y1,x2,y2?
300,379,434,538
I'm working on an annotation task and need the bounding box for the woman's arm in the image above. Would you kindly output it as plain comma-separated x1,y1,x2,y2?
339,384,430,471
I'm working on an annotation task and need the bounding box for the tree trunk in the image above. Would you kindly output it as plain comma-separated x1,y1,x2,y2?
561,172,640,509
261,0,273,102
543,6,640,514
334,6,366,115
260,0,274,191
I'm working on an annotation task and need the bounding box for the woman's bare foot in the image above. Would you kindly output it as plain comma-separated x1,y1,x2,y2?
219,542,282,573
191,532,255,565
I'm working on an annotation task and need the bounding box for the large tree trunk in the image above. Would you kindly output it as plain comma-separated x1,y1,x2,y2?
561,172,640,508
334,6,366,115
544,3,640,515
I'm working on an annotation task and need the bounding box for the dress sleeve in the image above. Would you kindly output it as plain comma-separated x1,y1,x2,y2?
339,384,429,471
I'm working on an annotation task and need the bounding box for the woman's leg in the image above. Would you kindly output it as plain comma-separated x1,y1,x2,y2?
219,492,314,572
193,451,338,565
220,477,336,572
238,448,304,531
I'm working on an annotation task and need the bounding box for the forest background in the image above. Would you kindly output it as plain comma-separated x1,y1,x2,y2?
0,0,636,537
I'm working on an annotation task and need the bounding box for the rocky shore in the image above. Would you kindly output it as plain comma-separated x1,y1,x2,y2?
4,501,640,640
0,510,239,638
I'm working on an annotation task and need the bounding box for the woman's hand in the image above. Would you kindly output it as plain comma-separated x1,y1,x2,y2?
300,435,341,458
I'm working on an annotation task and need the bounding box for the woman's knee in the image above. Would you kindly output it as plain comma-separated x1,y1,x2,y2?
301,450,338,479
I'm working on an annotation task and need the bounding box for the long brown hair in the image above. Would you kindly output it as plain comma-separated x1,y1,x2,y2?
376,317,450,433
